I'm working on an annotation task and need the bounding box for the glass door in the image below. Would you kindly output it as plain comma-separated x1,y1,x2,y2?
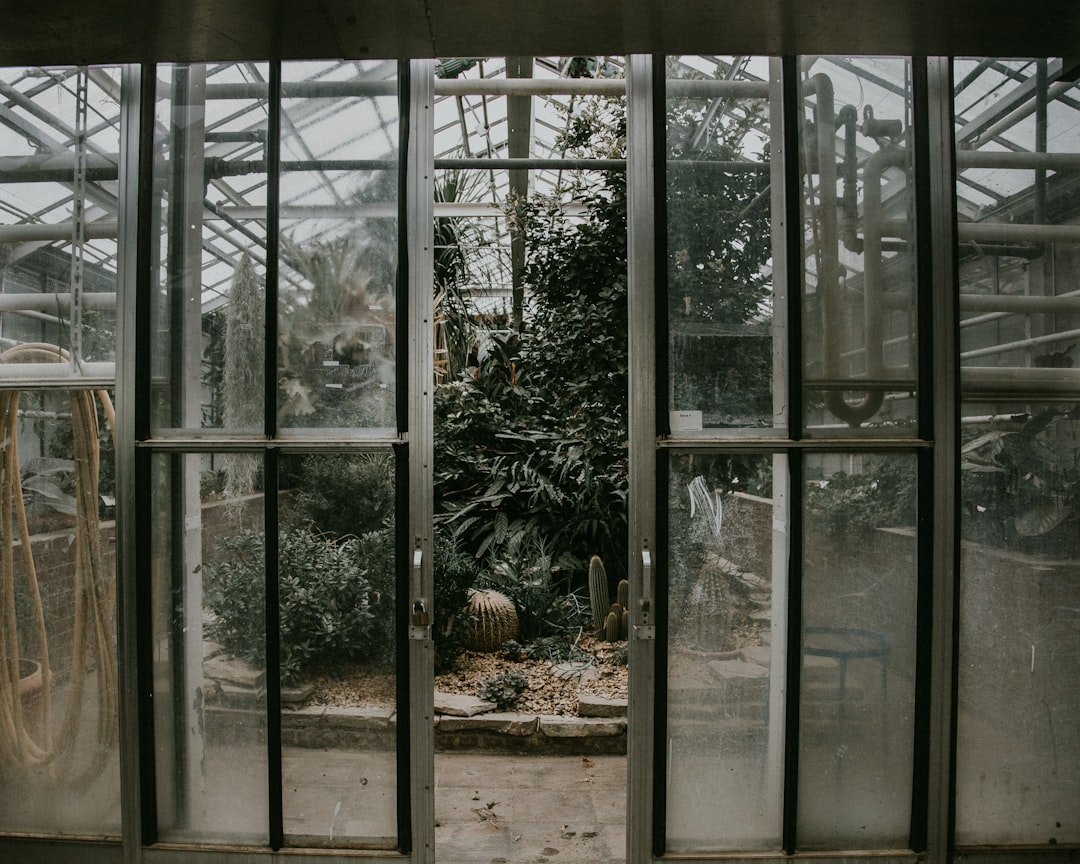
137,58,435,859
627,55,930,862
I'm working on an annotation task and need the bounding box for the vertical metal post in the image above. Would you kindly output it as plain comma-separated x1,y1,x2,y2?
407,57,436,864
924,56,961,864
766,57,792,834
626,52,657,864
264,60,284,851
164,62,208,828
780,54,804,855
69,66,88,370
507,56,532,332
117,60,148,864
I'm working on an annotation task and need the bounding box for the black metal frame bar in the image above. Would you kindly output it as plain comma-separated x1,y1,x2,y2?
395,58,414,854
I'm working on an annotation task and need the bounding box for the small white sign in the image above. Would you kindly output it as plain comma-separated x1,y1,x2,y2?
670,410,703,432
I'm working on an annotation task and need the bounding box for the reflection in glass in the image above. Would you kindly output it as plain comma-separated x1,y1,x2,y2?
0,387,121,835
799,452,917,848
799,57,917,435
152,452,269,844
0,64,123,835
665,453,783,851
278,61,399,432
279,452,398,848
666,57,779,431
152,63,269,434
954,58,1080,845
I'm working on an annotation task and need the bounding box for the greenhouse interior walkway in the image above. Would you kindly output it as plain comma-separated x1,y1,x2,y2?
432,752,627,863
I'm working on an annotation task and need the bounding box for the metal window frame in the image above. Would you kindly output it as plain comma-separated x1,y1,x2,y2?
1,52,1073,864
638,54,950,864
116,57,428,864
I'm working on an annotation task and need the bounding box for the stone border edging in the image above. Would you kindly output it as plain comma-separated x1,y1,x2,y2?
278,703,628,754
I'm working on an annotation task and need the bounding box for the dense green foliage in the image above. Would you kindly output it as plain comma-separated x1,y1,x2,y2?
287,453,395,539
205,528,394,683
434,98,630,585
665,71,774,426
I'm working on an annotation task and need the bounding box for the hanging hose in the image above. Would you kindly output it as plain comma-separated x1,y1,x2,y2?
0,343,117,782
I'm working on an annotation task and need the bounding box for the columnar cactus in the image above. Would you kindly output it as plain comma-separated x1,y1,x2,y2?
463,589,519,652
605,609,620,643
686,556,740,653
588,555,610,634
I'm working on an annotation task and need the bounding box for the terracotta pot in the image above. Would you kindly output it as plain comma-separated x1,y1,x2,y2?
18,658,44,739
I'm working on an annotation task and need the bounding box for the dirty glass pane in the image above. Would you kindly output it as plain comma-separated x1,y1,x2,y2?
279,451,398,848
0,387,121,835
799,57,917,436
665,452,784,851
277,61,399,433
799,452,917,848
0,63,123,836
0,66,121,376
954,57,1080,846
665,56,781,433
152,451,269,844
151,63,269,434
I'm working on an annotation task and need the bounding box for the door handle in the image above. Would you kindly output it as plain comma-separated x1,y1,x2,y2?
410,543,430,639
636,544,655,640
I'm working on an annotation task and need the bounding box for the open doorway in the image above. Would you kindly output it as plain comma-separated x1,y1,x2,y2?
428,57,631,862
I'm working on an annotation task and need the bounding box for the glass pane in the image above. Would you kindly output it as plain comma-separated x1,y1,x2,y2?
277,61,399,432
799,57,917,436
665,453,785,851
0,64,122,836
666,56,781,433
799,452,917,848
0,66,121,378
279,452,398,848
152,63,269,433
0,387,121,835
152,451,269,843
954,57,1080,846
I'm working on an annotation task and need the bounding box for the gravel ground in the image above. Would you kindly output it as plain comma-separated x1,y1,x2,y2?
307,640,629,716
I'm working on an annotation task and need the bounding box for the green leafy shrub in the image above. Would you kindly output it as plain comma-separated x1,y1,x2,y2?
433,101,630,582
286,453,395,539
502,635,587,664
478,534,589,641
805,455,917,538
205,527,394,683
476,669,527,710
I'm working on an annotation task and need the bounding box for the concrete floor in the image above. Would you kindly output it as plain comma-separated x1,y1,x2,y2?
434,753,627,863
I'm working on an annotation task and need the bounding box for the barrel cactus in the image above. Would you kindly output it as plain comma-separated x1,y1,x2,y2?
463,588,520,652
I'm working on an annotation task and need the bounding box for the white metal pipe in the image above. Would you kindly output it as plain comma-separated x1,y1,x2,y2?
0,360,114,385
215,201,588,220
435,77,625,97
965,79,1076,149
960,222,1080,244
959,293,1080,314
881,218,1080,244
955,150,1080,171
0,220,118,243
193,76,773,100
960,326,1080,361
962,365,1080,394
0,292,116,312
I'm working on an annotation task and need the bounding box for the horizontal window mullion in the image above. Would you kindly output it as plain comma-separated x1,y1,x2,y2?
136,434,404,453
658,436,933,451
